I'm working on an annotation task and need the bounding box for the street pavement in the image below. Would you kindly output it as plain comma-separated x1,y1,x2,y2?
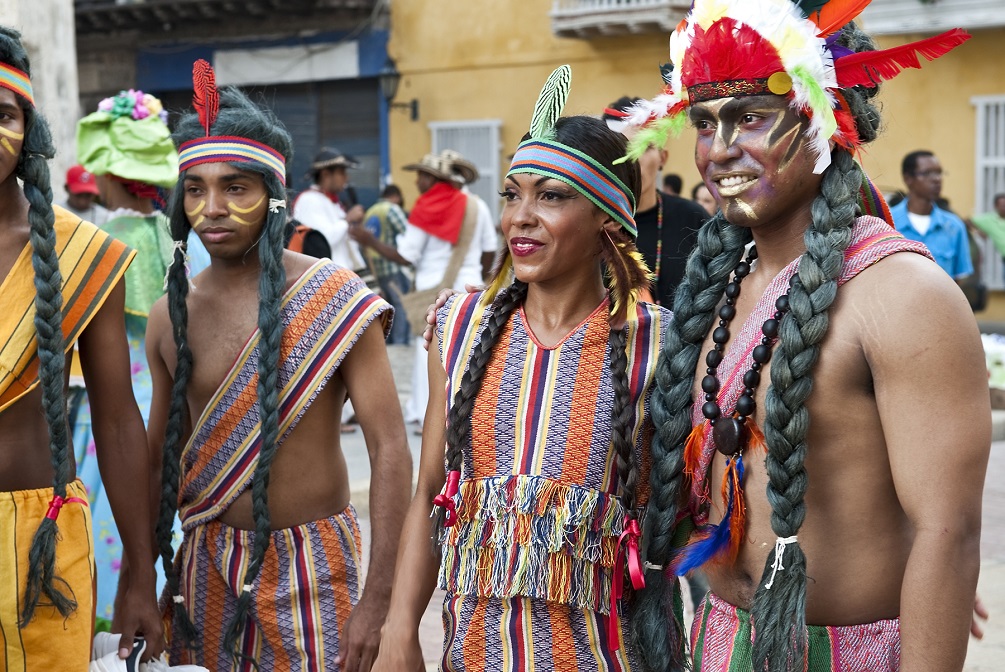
344,343,1005,669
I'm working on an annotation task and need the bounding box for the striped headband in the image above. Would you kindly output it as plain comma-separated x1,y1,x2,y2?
178,136,286,185
0,62,34,107
507,139,637,237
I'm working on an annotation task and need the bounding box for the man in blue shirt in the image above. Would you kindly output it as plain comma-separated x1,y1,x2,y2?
891,150,973,281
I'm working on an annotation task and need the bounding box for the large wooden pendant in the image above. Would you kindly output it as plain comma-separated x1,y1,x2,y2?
713,417,744,456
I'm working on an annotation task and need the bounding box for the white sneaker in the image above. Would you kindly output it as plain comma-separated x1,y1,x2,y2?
89,635,143,672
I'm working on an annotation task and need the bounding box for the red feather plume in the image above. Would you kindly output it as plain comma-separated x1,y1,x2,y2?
192,59,219,137
834,28,970,89
810,0,872,37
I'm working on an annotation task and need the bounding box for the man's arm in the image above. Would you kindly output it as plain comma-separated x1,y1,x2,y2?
866,254,989,671
350,225,412,268
77,279,164,659
334,319,413,672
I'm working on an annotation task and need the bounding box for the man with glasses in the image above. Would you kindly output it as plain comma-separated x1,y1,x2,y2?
892,150,973,281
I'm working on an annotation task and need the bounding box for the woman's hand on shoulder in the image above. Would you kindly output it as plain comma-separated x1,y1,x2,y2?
421,284,483,350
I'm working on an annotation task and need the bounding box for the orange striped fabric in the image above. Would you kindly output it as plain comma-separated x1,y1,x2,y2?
0,206,134,412
166,505,362,670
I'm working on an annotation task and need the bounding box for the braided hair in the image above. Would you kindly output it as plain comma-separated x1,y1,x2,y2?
638,22,884,671
158,87,293,665
0,27,78,627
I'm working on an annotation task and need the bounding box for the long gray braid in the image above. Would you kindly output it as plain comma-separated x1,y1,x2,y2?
750,22,883,670
634,214,751,670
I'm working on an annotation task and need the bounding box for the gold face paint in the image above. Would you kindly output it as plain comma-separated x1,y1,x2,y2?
733,199,757,221
0,126,21,156
228,195,266,214
186,199,206,227
226,195,266,226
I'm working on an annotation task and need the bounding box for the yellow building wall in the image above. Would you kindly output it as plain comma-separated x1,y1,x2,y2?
860,28,1005,218
388,1,1005,220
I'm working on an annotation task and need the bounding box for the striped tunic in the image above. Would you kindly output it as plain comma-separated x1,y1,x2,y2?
178,261,390,531
167,261,390,671
435,292,670,671
0,207,133,412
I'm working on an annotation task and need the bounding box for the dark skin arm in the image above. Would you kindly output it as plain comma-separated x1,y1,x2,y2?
371,331,448,672
349,226,412,268
333,320,413,672
77,279,163,660
113,298,177,628
868,256,989,670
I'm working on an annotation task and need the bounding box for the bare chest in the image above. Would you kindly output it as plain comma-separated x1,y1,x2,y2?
184,292,263,409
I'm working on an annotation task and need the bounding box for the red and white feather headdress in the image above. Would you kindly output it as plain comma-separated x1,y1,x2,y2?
625,0,969,173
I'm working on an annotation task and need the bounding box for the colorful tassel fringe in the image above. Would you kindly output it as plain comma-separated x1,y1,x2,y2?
437,475,630,614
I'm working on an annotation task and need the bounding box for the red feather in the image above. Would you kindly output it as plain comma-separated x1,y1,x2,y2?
810,0,872,37
834,28,970,89
192,59,219,136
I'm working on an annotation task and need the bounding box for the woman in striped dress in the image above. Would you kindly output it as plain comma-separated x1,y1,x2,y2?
372,67,683,672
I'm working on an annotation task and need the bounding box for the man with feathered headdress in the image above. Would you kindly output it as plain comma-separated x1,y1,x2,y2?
622,1,988,670
146,60,411,672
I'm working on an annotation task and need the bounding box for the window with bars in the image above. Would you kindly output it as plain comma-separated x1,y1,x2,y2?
430,120,503,222
973,95,1005,289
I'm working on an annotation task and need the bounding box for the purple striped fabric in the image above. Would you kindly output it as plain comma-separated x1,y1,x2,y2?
178,261,391,530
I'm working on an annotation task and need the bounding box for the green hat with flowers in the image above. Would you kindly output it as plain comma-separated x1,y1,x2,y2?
76,90,178,188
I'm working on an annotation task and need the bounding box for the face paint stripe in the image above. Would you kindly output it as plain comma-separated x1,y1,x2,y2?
227,194,266,214
734,200,757,220
778,126,807,173
0,138,15,156
231,214,254,226
185,200,207,218
0,126,24,141
766,113,788,146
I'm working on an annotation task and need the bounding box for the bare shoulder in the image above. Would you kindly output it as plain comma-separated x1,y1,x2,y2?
838,251,977,349
282,249,320,285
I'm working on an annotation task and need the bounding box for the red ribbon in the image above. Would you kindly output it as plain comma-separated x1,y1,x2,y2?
609,517,646,652
44,495,88,521
432,470,461,528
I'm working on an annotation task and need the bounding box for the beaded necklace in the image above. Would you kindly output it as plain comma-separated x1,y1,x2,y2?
674,246,795,573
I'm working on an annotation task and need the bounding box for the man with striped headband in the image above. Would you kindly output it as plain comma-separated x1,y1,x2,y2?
146,61,411,671
0,26,163,668
623,1,989,670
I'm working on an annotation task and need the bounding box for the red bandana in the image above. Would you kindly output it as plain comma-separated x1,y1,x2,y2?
408,181,467,244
